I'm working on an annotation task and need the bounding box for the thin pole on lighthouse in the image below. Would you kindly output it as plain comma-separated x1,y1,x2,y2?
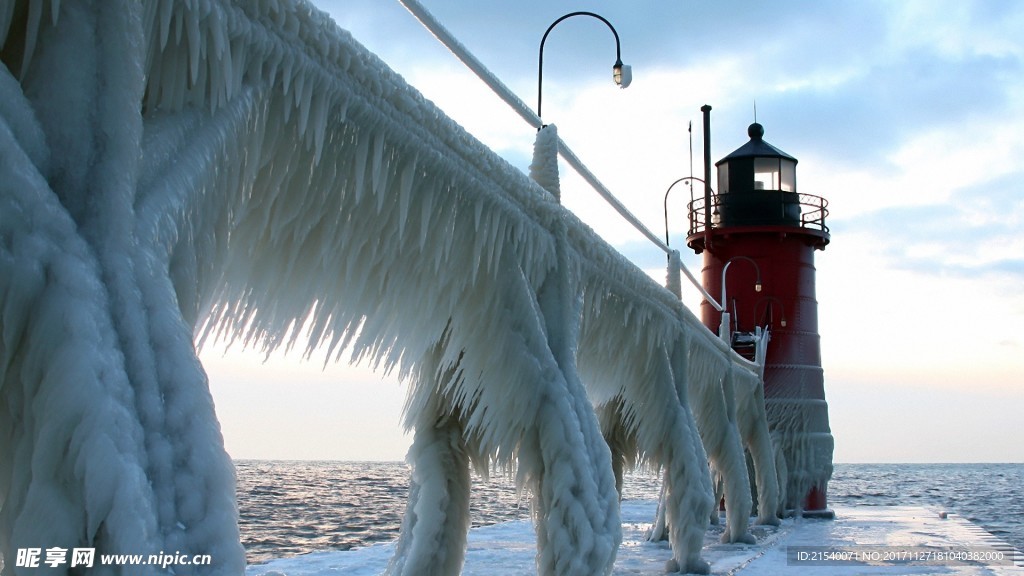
701,105,712,236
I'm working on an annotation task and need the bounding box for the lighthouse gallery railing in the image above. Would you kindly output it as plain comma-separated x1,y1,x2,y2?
687,192,830,236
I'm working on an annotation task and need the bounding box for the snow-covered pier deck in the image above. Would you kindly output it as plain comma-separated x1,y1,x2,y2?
249,502,1023,575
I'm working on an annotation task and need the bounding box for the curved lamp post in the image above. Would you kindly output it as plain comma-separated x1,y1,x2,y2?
663,176,713,248
537,11,631,122
720,255,762,340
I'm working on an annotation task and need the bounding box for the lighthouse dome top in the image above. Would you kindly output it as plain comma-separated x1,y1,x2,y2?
748,122,764,139
717,123,797,165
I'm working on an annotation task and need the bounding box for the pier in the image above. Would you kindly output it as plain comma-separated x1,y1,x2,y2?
249,503,1024,575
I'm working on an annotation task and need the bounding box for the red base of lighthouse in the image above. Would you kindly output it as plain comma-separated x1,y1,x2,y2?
689,225,833,515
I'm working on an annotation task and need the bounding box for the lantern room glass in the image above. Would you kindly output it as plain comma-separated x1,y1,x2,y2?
752,157,797,192
753,158,777,190
780,158,796,192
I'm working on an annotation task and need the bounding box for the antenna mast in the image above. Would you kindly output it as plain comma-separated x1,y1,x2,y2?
688,121,694,200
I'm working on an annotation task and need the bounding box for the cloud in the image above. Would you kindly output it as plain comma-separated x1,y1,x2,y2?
324,0,1024,175
758,51,1021,169
836,170,1024,280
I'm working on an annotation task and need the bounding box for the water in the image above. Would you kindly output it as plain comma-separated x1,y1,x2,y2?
828,463,1024,551
236,460,535,564
236,461,412,560
236,461,1024,566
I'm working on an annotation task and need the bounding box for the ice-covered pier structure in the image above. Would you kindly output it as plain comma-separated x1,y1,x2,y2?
0,0,804,574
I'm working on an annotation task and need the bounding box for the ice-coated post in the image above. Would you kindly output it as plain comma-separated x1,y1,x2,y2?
718,311,731,343
666,250,683,299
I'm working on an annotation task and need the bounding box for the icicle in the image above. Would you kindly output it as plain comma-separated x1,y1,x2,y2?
352,132,369,204
280,53,294,96
417,188,433,252
19,0,43,78
375,149,392,214
195,48,210,112
211,8,226,61
472,198,484,232
158,0,173,50
296,74,315,141
186,5,200,85
336,96,349,124
0,1,14,49
487,216,506,276
220,34,235,106
291,60,307,114
310,89,329,164
370,129,385,197
397,155,416,239
173,2,183,45
156,48,177,111
233,37,249,103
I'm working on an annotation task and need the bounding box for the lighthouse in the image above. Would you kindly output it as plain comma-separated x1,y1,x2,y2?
686,111,834,516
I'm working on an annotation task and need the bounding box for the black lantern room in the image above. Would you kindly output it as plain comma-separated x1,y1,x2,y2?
714,123,801,227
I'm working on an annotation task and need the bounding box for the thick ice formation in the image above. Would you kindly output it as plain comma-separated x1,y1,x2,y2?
2,1,242,573
0,0,779,574
738,332,782,526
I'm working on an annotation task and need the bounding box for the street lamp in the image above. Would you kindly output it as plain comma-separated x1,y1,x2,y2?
663,176,713,248
537,11,631,122
719,255,762,340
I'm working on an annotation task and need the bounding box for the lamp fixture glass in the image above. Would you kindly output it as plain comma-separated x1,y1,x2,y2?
613,60,632,88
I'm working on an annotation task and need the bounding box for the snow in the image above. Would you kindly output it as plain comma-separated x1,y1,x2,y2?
2,0,788,574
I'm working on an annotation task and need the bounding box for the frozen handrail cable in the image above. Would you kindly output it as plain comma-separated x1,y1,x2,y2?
397,0,722,312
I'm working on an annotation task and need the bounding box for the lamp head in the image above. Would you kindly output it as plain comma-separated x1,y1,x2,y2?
613,60,632,88
755,281,763,292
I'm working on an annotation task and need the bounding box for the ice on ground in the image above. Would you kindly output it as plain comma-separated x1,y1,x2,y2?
249,504,1024,576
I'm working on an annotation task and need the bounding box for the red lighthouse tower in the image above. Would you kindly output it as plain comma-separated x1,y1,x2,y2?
686,113,834,516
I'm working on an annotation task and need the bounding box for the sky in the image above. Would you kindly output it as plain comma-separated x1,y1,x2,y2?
203,0,1024,464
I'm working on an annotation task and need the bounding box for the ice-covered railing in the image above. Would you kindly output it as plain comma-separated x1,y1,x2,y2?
0,1,776,575
398,0,722,314
396,2,781,554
